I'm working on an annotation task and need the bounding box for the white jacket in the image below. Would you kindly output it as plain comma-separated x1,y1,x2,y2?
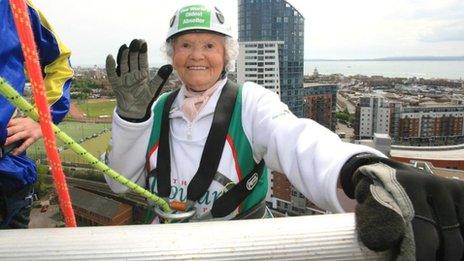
106,78,382,215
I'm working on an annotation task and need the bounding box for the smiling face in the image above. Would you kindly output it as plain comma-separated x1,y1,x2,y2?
172,32,225,92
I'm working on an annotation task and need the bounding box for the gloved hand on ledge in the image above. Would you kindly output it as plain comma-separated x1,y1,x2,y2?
340,154,464,260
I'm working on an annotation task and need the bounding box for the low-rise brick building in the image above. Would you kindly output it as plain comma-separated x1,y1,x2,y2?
69,187,132,226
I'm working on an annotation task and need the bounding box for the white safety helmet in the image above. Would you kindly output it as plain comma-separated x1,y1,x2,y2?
166,4,232,41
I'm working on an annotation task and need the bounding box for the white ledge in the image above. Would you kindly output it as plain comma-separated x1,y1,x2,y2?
0,213,389,260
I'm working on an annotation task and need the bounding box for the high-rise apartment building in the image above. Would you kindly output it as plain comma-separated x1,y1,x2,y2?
238,0,305,116
237,41,283,96
238,0,309,215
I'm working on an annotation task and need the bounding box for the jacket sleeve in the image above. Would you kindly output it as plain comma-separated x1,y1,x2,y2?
240,82,385,213
27,0,73,124
106,110,153,193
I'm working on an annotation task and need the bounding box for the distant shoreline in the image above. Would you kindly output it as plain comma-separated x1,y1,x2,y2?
304,59,463,80
75,57,464,67
306,56,464,62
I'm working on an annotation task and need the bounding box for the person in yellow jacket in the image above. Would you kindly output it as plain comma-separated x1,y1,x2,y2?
0,0,73,229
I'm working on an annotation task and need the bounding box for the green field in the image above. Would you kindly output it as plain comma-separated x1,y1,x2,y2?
28,97,114,162
28,121,111,160
76,100,116,117
59,132,111,164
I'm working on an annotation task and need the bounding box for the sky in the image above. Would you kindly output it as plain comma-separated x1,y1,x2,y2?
33,0,464,66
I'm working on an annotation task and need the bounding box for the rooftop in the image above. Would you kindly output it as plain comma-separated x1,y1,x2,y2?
69,187,124,219
411,161,464,181
391,144,464,160
303,83,337,88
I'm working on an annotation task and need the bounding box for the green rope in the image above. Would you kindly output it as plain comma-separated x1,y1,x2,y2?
0,77,171,213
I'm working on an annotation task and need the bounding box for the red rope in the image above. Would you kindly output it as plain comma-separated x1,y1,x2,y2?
9,0,76,227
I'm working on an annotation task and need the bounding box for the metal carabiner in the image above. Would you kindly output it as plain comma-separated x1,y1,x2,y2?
153,206,196,222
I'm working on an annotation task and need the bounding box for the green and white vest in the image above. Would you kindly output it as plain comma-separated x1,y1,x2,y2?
145,86,268,216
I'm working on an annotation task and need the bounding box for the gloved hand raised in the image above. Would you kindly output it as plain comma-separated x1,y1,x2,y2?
341,155,464,260
106,39,172,120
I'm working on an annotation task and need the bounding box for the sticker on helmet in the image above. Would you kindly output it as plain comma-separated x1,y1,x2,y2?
178,5,211,30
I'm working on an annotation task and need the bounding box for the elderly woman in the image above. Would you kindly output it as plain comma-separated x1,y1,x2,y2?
105,4,464,260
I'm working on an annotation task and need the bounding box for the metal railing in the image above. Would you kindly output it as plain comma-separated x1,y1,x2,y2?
0,213,389,260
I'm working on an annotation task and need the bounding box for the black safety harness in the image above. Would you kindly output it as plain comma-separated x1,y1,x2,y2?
151,80,265,220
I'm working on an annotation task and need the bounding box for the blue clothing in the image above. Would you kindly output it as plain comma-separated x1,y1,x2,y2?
0,0,73,189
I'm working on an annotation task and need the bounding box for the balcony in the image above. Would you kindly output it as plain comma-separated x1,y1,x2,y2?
0,213,389,260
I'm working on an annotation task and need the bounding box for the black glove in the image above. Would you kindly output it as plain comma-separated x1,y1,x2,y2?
106,39,172,121
341,154,464,260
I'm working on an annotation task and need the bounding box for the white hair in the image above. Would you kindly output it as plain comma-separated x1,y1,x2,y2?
163,35,239,72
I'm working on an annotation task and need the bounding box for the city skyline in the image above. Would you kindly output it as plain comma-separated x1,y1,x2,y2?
33,0,464,66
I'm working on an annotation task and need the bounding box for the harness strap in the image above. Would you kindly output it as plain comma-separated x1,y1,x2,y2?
155,80,266,219
213,171,235,191
157,81,238,200
210,160,265,218
156,88,180,197
187,81,238,201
